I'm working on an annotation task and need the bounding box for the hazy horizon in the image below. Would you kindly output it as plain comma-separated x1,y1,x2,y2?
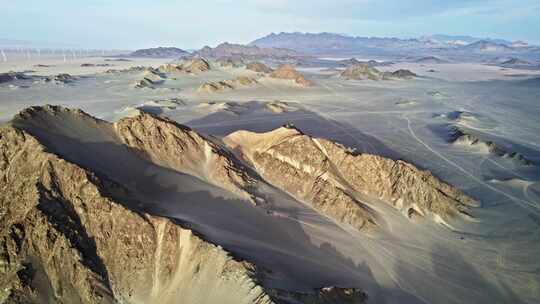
3,0,540,49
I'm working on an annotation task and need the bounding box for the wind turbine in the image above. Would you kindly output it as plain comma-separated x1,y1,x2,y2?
1,49,7,62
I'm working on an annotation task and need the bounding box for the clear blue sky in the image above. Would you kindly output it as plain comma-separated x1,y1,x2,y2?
3,0,539,49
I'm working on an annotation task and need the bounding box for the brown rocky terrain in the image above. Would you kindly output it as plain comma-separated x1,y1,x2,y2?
247,62,274,74
158,58,211,74
340,64,417,81
340,64,382,80
225,125,478,229
0,105,369,304
269,64,312,87
264,101,299,113
132,77,156,89
198,76,258,93
448,125,534,166
44,73,76,85
216,57,245,68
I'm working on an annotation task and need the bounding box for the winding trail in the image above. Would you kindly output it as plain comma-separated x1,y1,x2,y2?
404,115,540,214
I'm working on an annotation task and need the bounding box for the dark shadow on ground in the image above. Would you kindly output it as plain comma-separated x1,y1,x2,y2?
185,100,403,160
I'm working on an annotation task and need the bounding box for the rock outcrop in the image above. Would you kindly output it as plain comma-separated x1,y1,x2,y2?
264,101,298,113
114,113,258,201
44,73,75,84
129,47,190,58
158,58,211,74
247,62,273,74
216,57,245,68
132,77,156,89
142,69,166,82
413,56,448,64
269,64,312,87
386,69,417,79
340,64,416,80
183,58,211,73
225,126,477,229
198,76,258,93
340,64,382,80
448,126,534,166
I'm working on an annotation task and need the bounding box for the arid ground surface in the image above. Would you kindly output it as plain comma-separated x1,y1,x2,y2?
1,54,539,303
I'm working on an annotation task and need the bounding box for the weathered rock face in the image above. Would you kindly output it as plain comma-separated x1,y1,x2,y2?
225,127,377,231
0,126,274,304
247,62,273,74
199,81,235,92
157,63,184,73
340,64,382,80
198,76,258,93
341,65,417,81
216,57,245,68
184,58,211,73
114,113,258,202
225,126,478,228
385,69,417,79
142,69,166,82
133,77,156,89
264,101,298,113
448,125,534,166
157,58,211,74
269,64,312,87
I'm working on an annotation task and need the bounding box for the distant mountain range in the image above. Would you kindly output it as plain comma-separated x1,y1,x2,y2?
129,47,190,58
194,42,299,59
419,34,514,46
250,32,539,58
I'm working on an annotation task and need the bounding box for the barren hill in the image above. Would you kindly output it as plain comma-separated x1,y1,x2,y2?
1,105,479,303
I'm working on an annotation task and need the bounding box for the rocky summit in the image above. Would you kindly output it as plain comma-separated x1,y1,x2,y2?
225,126,477,229
269,64,312,87
340,64,417,81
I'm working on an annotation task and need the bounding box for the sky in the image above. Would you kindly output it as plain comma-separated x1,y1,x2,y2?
2,0,539,49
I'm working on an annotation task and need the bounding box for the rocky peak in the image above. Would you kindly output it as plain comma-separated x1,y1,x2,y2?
270,64,312,87
247,62,274,74
225,126,478,230
340,64,382,80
